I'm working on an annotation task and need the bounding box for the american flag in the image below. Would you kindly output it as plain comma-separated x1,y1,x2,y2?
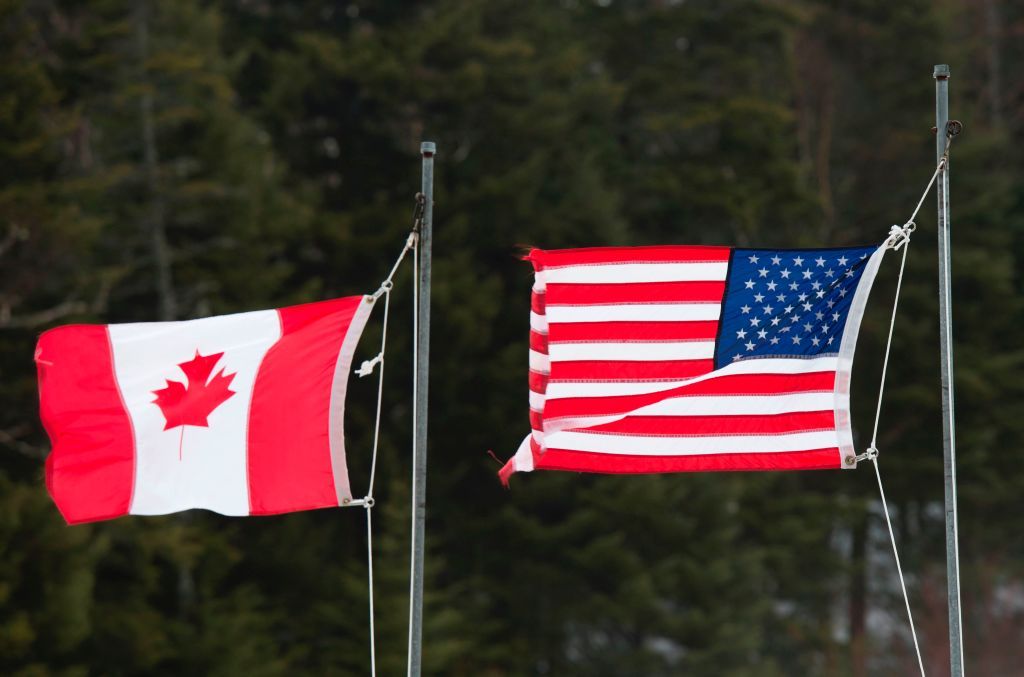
500,243,886,482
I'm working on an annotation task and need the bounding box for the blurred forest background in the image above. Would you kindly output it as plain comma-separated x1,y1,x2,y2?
2,0,1023,675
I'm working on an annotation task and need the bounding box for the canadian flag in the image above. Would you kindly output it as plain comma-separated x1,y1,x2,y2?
36,296,375,524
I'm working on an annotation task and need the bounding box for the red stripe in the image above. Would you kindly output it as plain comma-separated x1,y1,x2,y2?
531,292,545,314
529,370,549,393
548,321,718,342
530,245,731,269
545,372,836,420
248,296,363,515
37,325,135,524
529,330,548,353
536,448,841,473
585,411,836,436
529,409,544,431
550,359,715,381
546,281,725,305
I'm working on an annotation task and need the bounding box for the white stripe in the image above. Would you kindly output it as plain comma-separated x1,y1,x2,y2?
529,390,546,411
327,296,375,504
548,341,715,362
542,262,729,284
550,392,835,422
545,429,839,456
529,349,550,373
511,434,535,472
111,309,282,517
530,311,548,334
545,357,839,398
547,303,720,323
836,246,886,468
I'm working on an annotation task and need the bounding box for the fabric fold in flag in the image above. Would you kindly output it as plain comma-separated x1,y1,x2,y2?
501,243,886,481
37,296,375,524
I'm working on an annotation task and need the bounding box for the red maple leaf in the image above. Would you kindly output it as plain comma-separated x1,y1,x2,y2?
152,351,236,459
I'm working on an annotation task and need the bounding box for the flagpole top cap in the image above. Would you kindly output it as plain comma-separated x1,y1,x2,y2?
421,141,436,156
933,64,950,79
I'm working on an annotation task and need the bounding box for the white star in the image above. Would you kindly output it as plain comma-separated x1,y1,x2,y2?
792,335,802,345
815,256,825,267
860,253,868,259
824,269,834,278
803,322,813,332
780,269,791,279
802,270,813,280
780,326,790,333
838,288,847,297
783,305,793,314
827,336,834,345
748,254,759,264
811,336,820,347
791,314,801,323
794,256,804,266
745,341,756,351
826,299,836,309
740,304,751,314
815,311,824,320
757,329,768,339
763,305,774,315
789,282,799,291
749,317,761,327
837,256,848,266
771,255,782,265
770,317,781,327
821,323,829,333
766,281,777,291
811,281,822,290
732,354,743,362
797,293,808,302
770,336,780,345
802,302,812,312
832,312,840,322
754,293,765,303
845,268,856,278
758,267,769,278
744,279,755,289
815,289,826,299
776,293,786,302
736,329,747,339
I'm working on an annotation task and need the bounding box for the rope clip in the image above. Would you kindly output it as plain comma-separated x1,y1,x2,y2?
412,192,426,234
356,353,383,377
362,496,375,509
856,446,880,463
885,223,915,251
371,279,394,301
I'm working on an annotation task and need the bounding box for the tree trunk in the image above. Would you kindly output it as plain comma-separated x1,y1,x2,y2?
136,0,177,323
135,0,193,615
849,511,868,677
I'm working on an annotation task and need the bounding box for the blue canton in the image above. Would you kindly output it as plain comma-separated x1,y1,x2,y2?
714,246,879,369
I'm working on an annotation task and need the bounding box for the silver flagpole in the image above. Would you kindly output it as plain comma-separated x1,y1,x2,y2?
408,141,435,677
933,64,965,676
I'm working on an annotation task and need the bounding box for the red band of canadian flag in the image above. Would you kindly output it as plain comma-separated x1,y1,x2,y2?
37,296,373,524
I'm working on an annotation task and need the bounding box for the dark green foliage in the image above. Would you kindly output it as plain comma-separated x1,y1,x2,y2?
1,1,1022,675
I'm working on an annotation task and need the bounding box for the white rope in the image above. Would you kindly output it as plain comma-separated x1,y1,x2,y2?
868,454,925,675
365,502,377,677
348,230,417,677
406,229,420,676
859,155,953,677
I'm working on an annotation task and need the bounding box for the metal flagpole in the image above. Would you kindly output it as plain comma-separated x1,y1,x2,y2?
408,141,435,677
933,63,965,677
